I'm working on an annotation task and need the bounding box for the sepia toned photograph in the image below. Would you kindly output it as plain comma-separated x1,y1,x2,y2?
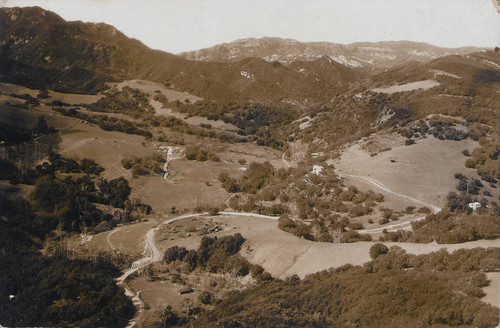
0,0,499,327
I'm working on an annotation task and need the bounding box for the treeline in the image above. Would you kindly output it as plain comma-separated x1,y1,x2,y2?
185,146,220,162
0,115,56,145
53,107,153,138
1,152,103,185
83,87,249,144
2,154,149,235
192,246,500,327
407,208,499,243
398,118,472,142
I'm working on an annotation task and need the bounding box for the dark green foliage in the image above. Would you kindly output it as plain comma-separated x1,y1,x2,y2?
163,234,253,276
369,243,389,259
87,86,153,116
98,177,131,209
0,159,18,180
31,175,115,232
173,101,296,149
160,305,183,327
0,123,32,144
408,208,499,244
0,245,134,327
53,107,153,138
195,247,500,327
0,190,134,327
199,291,213,305
475,69,500,83
219,162,275,193
32,116,56,135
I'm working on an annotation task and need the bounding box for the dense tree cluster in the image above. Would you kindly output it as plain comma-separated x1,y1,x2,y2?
122,153,165,176
465,136,500,183
398,118,471,142
219,161,275,193
86,86,153,117
0,188,134,327
193,247,499,327
162,234,267,279
407,207,499,244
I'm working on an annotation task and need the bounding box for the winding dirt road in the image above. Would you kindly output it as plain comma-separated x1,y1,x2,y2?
340,173,441,233
117,211,279,328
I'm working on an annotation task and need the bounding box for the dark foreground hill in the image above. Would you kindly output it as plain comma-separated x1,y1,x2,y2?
0,7,360,101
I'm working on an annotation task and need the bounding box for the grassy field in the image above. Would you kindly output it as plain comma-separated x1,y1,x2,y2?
0,82,39,97
334,132,480,210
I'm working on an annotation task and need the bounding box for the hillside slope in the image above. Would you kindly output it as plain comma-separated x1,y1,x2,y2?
0,7,359,101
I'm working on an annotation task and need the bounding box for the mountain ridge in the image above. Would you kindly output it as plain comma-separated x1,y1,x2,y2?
180,36,483,71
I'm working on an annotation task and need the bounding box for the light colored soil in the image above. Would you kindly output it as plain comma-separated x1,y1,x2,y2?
129,275,194,313
47,90,102,104
152,106,187,120
152,100,238,132
106,221,157,256
371,80,441,94
334,133,479,209
430,70,461,79
111,79,203,103
482,272,500,308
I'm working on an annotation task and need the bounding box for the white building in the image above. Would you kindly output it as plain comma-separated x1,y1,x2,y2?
468,202,481,210
312,165,323,175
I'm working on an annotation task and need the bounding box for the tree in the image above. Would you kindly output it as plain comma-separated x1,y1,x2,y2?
33,116,49,135
369,243,389,259
37,87,49,99
199,291,212,305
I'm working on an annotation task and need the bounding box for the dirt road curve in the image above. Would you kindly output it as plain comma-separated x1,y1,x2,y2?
346,174,441,213
340,173,441,234
118,211,279,328
282,152,293,168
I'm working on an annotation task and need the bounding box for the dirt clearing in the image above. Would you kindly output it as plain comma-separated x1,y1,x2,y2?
371,80,441,94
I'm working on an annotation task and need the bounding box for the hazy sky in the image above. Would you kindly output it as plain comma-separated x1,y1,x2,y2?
5,0,500,53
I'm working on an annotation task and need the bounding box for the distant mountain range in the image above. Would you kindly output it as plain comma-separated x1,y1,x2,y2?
0,6,496,104
180,37,482,71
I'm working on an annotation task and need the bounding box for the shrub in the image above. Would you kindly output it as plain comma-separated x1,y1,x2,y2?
369,243,389,259
378,218,389,225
